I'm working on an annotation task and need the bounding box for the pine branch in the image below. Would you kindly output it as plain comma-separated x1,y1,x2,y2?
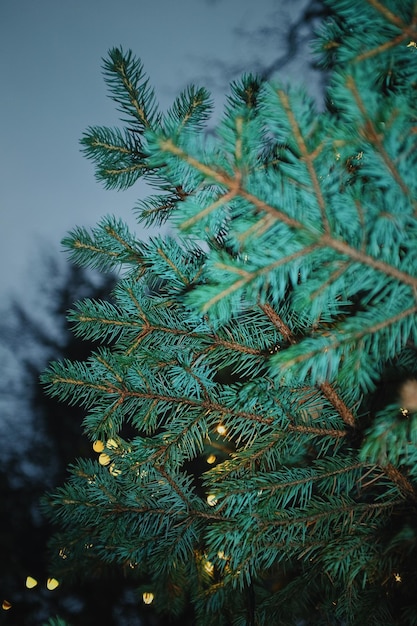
103,47,158,129
366,0,415,34
277,89,330,233
345,74,415,202
258,301,417,501
159,138,417,291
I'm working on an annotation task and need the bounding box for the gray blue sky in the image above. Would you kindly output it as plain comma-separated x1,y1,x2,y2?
0,0,318,300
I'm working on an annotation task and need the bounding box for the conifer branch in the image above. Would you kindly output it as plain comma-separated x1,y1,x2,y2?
72,239,119,259
353,0,417,61
204,243,319,310
258,302,417,501
354,32,411,62
318,233,417,289
160,138,417,289
383,462,417,501
318,382,356,428
277,89,331,234
156,246,190,285
262,497,404,529
346,75,415,202
259,302,356,428
282,304,417,371
367,0,414,32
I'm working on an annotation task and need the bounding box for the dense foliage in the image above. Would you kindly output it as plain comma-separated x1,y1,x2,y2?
42,1,417,624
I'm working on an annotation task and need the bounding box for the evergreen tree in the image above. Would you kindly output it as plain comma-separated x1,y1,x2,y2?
41,1,417,624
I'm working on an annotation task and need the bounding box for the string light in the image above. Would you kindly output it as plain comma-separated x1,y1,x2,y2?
109,463,122,476
25,576,38,589
207,494,217,506
142,592,154,604
206,454,216,464
216,424,227,436
59,547,68,559
2,600,12,611
46,578,60,591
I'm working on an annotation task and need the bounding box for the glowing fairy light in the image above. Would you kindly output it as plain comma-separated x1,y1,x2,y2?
98,453,111,466
2,600,12,611
93,440,105,453
109,463,122,476
25,576,38,589
207,494,217,506
142,592,154,604
46,578,59,591
216,424,227,436
206,454,216,464
46,578,60,591
59,547,68,559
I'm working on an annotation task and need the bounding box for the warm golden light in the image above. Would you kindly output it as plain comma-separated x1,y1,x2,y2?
207,494,217,506
98,452,111,466
206,454,216,464
106,438,119,449
58,547,68,559
204,560,214,575
142,592,154,604
216,424,227,435
93,440,105,453
109,463,122,476
25,576,38,589
393,572,402,583
2,600,12,611
47,578,60,591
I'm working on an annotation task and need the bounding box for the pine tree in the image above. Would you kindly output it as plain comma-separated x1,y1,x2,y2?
41,1,417,624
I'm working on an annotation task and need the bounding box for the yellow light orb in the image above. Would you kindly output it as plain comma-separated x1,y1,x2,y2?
142,591,154,604
98,453,111,466
106,438,119,449
216,424,227,435
58,547,68,559
109,463,122,477
46,578,60,590
207,494,217,506
25,576,38,589
93,440,105,453
2,600,12,611
206,454,216,464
